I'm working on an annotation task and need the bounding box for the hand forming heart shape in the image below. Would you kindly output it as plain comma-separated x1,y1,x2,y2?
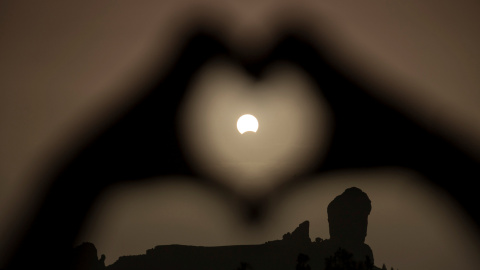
6,29,480,270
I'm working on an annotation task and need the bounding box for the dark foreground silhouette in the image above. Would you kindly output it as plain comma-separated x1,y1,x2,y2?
71,187,393,270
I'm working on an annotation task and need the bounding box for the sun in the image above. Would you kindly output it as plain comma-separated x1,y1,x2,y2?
237,114,259,134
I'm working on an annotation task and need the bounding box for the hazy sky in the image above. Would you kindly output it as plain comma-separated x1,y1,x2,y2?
1,0,480,269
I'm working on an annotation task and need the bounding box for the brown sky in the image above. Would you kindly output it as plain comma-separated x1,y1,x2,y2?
1,0,480,269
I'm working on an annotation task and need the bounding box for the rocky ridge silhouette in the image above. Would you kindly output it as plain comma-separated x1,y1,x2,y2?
71,187,394,270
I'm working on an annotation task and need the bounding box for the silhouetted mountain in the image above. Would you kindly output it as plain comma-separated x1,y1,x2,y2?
107,221,315,270
69,187,390,270
102,220,380,270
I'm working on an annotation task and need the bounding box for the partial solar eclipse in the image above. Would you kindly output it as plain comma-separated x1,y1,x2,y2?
237,114,259,134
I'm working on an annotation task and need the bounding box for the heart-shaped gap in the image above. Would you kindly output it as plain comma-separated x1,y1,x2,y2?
178,57,332,198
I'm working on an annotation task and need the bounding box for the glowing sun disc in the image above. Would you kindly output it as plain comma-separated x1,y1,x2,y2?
237,114,259,134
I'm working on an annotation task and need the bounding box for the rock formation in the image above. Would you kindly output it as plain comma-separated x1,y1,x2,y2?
282,220,311,244
70,187,381,270
320,187,374,265
70,242,106,270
